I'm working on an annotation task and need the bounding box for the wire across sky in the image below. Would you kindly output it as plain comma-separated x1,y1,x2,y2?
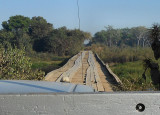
0,0,160,35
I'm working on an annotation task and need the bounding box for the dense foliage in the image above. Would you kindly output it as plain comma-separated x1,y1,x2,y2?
0,15,91,56
150,24,160,60
0,15,91,80
0,15,158,90
91,44,157,91
0,47,45,80
92,25,150,47
91,24,160,91
111,61,155,91
141,24,160,89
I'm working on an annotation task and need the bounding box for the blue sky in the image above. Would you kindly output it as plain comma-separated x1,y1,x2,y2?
0,0,160,35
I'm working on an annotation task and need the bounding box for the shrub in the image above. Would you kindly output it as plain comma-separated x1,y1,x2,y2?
0,47,45,80
111,61,156,91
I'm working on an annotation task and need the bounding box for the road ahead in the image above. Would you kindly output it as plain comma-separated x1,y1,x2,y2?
45,51,119,92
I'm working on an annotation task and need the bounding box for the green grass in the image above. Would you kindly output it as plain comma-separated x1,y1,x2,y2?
31,61,61,69
91,45,154,63
91,45,158,91
31,61,60,75
110,61,156,91
111,61,144,79
30,53,70,75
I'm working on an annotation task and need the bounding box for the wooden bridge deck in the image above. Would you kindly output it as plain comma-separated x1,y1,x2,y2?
45,51,120,92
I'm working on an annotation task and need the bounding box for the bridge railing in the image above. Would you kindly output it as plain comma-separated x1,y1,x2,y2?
95,53,122,85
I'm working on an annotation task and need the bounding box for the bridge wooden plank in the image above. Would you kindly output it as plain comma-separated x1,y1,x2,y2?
87,51,105,92
56,52,85,82
86,67,91,86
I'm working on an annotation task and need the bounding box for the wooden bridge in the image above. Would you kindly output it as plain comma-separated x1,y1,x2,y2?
45,51,122,92
1,51,159,115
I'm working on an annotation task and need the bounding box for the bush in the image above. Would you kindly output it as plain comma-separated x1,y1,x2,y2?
0,47,45,80
111,61,156,91
91,44,157,91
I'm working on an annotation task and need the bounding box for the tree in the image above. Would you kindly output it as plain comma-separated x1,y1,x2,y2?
29,16,53,39
0,30,15,44
32,38,49,52
2,15,31,33
142,24,160,89
14,31,32,51
1,15,32,51
150,24,160,60
29,16,53,52
93,30,107,45
93,26,121,47
120,28,135,47
105,25,115,47
0,15,90,56
92,26,151,47
131,26,148,47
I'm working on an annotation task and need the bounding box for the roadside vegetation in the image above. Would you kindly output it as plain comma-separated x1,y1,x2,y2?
29,52,70,74
0,15,160,91
0,15,91,80
0,46,45,80
91,45,156,91
89,24,160,91
111,61,156,91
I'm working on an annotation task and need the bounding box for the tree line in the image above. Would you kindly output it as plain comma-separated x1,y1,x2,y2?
92,24,160,90
0,15,91,80
92,25,150,47
0,15,91,56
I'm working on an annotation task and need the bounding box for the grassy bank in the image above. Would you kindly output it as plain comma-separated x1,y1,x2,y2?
91,45,154,63
28,52,70,75
91,45,158,91
31,61,61,75
110,61,156,91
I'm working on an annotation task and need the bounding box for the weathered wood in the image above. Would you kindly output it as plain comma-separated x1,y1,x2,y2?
86,51,104,91
45,51,120,92
86,67,91,86
56,52,85,82
106,64,122,85
95,53,122,85
45,54,78,81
